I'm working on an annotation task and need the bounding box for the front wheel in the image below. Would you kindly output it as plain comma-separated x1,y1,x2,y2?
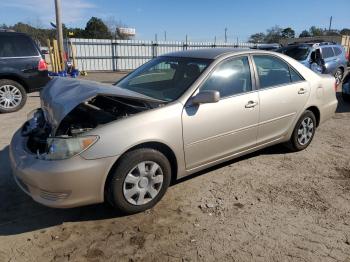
108,148,171,214
289,110,316,151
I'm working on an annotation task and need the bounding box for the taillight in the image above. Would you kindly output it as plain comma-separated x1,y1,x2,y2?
38,58,48,71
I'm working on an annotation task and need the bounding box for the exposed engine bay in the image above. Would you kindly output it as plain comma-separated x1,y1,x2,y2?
56,95,155,136
23,95,159,154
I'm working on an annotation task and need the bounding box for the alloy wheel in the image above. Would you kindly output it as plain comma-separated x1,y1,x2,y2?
335,69,343,85
0,85,23,109
123,161,164,205
297,117,314,146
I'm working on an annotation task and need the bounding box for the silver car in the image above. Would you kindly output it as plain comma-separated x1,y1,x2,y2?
10,49,338,214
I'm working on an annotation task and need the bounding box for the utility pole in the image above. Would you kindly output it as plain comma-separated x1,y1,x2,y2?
54,0,65,70
164,31,167,41
328,16,333,31
224,27,228,43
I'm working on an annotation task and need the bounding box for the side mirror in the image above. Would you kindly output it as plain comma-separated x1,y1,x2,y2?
192,90,220,105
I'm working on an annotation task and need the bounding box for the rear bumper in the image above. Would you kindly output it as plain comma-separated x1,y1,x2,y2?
320,99,338,124
10,129,119,208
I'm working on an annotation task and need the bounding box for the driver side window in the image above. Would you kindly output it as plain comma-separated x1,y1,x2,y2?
200,56,252,98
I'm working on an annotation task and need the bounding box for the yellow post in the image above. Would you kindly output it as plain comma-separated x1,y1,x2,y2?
53,40,61,72
47,39,55,72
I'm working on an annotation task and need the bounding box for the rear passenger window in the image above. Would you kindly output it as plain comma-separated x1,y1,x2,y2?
0,35,38,57
253,55,299,88
321,47,335,59
333,47,342,56
200,56,252,98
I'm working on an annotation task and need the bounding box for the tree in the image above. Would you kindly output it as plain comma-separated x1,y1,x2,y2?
84,17,111,39
103,16,131,39
248,32,266,43
281,27,295,38
299,30,311,38
340,28,350,35
264,25,283,43
309,26,324,36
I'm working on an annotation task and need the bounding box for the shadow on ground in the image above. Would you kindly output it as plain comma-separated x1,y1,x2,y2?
0,142,289,236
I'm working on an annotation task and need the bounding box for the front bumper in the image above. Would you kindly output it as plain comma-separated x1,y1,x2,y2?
9,129,118,208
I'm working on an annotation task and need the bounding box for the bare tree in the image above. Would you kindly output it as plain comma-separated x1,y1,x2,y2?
103,16,132,39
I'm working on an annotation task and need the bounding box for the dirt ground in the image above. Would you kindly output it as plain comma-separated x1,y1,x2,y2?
1,73,350,262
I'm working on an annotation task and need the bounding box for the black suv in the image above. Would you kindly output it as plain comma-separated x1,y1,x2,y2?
0,32,50,113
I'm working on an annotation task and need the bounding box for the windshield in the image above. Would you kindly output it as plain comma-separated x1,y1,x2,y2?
276,46,311,61
115,56,212,102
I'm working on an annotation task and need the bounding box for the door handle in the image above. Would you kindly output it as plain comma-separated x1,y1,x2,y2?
245,101,258,108
298,88,307,94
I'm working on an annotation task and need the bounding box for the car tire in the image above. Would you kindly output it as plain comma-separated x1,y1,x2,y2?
0,79,27,113
288,110,317,152
108,148,172,214
334,68,344,86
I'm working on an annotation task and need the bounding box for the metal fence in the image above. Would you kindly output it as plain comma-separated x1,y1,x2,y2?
69,38,255,71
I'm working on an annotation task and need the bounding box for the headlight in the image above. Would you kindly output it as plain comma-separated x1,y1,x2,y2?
41,136,98,160
27,108,42,121
22,108,46,136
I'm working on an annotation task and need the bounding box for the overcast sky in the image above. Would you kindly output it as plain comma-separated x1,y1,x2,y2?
0,0,349,42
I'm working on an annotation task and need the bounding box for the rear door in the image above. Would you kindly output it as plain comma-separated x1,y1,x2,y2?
321,46,337,74
182,56,259,170
252,55,310,144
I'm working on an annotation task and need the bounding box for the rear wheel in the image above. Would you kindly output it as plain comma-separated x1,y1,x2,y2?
289,110,316,151
108,148,171,214
334,68,344,86
0,79,27,113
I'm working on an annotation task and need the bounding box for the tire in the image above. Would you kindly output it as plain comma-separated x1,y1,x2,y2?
334,68,344,86
289,110,317,152
108,148,171,214
0,79,27,113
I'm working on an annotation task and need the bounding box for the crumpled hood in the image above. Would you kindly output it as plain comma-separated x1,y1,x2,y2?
41,77,158,134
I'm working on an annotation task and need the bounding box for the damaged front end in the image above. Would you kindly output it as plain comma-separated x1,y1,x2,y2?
22,78,163,160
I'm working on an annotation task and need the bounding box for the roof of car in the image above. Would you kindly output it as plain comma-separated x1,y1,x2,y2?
162,48,251,59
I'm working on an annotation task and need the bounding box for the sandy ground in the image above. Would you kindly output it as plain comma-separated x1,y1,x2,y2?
1,74,350,262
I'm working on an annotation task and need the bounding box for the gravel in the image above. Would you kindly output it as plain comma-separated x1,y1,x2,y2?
0,75,350,261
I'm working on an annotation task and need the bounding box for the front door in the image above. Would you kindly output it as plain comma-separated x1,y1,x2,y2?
182,56,259,170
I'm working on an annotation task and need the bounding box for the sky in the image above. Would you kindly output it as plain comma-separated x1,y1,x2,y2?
0,0,349,42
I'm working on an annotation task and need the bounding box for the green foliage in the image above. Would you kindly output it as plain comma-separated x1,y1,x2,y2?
340,28,350,36
84,17,111,39
0,16,117,45
309,26,324,36
281,27,295,38
248,32,266,43
299,30,311,38
264,25,283,43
